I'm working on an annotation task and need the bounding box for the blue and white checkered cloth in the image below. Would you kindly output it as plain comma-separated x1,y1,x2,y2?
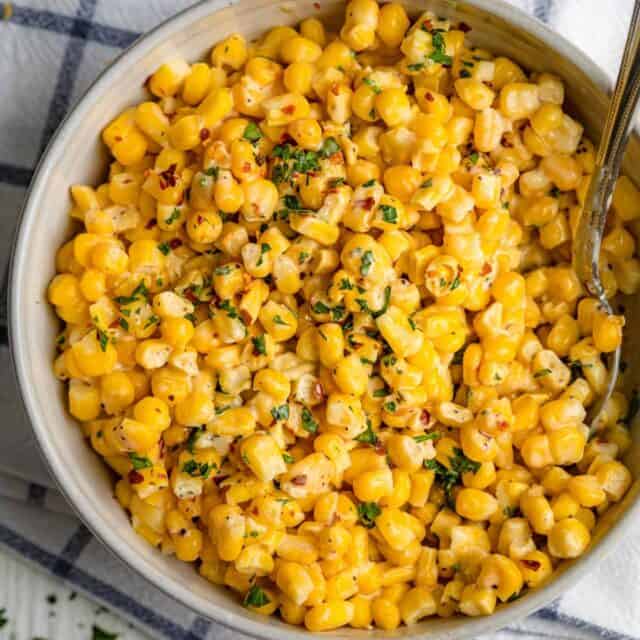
1,1,639,638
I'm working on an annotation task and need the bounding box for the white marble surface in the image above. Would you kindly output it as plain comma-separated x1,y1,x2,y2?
0,552,150,640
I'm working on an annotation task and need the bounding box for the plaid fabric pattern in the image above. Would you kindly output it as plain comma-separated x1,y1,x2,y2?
0,1,639,639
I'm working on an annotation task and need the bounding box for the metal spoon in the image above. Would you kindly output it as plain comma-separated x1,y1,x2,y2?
573,1,640,432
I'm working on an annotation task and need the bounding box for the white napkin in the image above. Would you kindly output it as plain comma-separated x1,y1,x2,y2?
0,1,637,639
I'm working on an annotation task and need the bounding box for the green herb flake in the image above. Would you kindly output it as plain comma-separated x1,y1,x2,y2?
283,453,295,464
450,274,461,291
414,433,440,442
243,121,263,144
205,166,219,179
420,178,433,188
165,208,181,225
186,427,203,454
357,501,381,528
469,151,479,165
373,388,389,398
360,250,374,277
355,419,378,445
428,31,452,66
533,368,552,378
299,251,310,264
157,242,170,256
256,243,271,266
97,328,109,352
118,318,129,331
129,453,153,470
243,585,271,608
312,301,331,315
379,204,398,224
362,77,381,94
271,404,290,421
182,459,214,479
301,407,319,434
339,278,353,290
407,62,425,71
424,447,481,506
252,334,267,356
362,179,377,188
273,315,288,326
219,299,239,319
459,69,471,78
215,264,234,276
384,401,397,413
319,137,341,157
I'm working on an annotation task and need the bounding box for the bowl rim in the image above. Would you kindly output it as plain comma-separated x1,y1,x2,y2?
8,0,633,638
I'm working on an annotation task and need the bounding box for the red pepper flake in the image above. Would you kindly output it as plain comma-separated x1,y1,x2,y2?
420,409,431,425
128,470,144,484
314,382,325,400
356,197,375,211
159,163,178,188
458,21,472,33
422,19,433,31
109,319,120,329
145,218,157,229
184,289,199,303
425,91,434,102
521,559,541,570
374,443,386,455
279,133,295,144
242,161,252,173
199,128,210,141
330,83,340,96
169,238,183,249
480,262,492,276
291,475,307,486
313,1,320,8
282,104,296,115
329,152,344,164
197,215,204,225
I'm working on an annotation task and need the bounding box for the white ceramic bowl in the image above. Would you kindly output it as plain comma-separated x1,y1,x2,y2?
9,1,640,638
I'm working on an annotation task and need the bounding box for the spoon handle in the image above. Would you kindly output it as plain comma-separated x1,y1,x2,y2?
574,1,640,295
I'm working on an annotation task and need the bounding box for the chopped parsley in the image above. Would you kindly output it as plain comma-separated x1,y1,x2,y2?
214,264,234,275
360,250,374,276
244,585,270,608
118,318,129,331
469,151,479,165
355,419,378,445
182,460,215,479
428,30,452,66
283,194,304,210
157,242,170,255
283,453,295,464
165,208,181,225
357,501,381,528
129,453,153,470
362,179,377,187
256,243,271,266
329,177,346,188
186,427,203,454
459,68,471,78
219,299,239,319
319,137,341,157
379,204,398,224
273,315,288,326
503,505,519,518
424,447,480,505
362,77,382,94
450,274,461,291
357,285,391,318
331,305,345,321
301,407,319,433
420,178,433,188
271,144,320,184
143,314,159,330
549,186,561,198
533,368,552,378
339,278,353,290
97,328,109,352
271,404,290,421
114,281,148,305
204,166,219,179
243,121,263,144
384,401,397,413
312,301,331,314
407,62,425,71
252,334,267,356
414,433,440,442
373,388,389,398
299,251,310,264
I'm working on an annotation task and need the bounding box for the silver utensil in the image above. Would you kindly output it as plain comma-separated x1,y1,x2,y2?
573,1,640,431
